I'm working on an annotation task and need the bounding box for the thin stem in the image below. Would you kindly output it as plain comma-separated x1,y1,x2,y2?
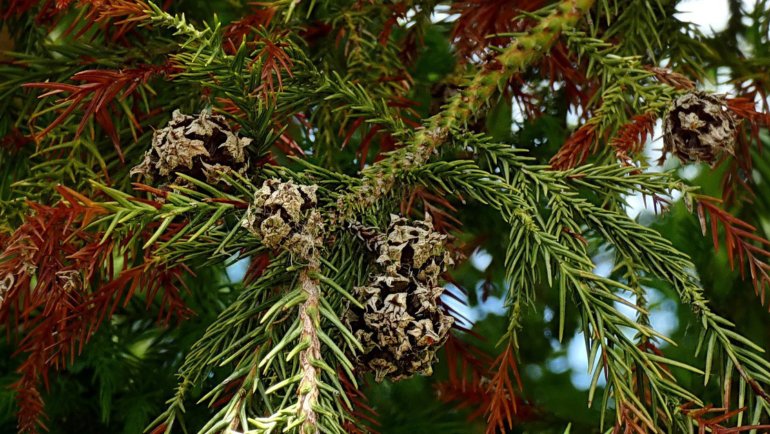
297,264,321,434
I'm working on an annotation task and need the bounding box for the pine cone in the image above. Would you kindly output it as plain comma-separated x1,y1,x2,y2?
662,92,737,167
345,273,454,382
241,179,323,259
131,110,252,186
345,215,454,382
374,214,453,285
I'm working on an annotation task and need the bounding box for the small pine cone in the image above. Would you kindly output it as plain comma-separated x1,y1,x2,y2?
344,214,455,382
662,92,737,167
131,110,252,186
345,273,454,382
241,179,323,259
375,214,453,285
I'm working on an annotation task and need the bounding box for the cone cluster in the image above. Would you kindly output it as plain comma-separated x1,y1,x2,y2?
345,215,454,382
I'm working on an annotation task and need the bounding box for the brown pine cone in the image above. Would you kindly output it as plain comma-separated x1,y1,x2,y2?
131,110,252,186
374,214,453,285
662,92,737,167
345,273,454,382
241,179,323,260
345,214,454,382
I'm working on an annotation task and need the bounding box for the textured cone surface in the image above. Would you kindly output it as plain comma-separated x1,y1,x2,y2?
375,214,453,285
241,179,323,259
662,92,737,166
345,215,454,382
130,110,252,185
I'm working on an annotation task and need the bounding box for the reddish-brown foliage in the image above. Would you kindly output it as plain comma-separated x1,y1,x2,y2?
341,374,380,434
679,404,770,434
433,245,530,433
485,344,526,433
437,338,534,433
221,8,294,97
720,134,755,207
727,96,770,148
0,127,33,153
274,129,306,157
610,112,657,164
551,68,698,170
450,0,596,117
380,0,430,65
613,402,770,434
147,423,169,434
550,122,598,169
450,0,547,62
243,252,271,285
614,403,652,434
83,0,152,41
0,186,191,432
645,67,696,91
339,96,419,168
540,42,597,112
552,109,655,170
251,36,295,97
23,63,177,162
401,187,462,234
613,342,674,433
437,335,495,421
363,127,396,166
3,0,151,39
695,196,770,306
1,0,73,21
222,5,277,53
721,96,770,205
378,2,408,47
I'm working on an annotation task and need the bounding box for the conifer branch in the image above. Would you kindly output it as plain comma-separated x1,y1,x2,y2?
439,1,593,132
146,3,285,152
23,64,177,161
552,31,681,168
329,0,595,225
412,131,770,428
472,136,770,425
297,265,322,434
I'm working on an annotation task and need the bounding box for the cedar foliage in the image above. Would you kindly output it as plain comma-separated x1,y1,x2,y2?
1,1,770,433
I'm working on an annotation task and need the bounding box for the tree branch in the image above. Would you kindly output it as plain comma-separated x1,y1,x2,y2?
297,265,322,434
330,0,596,225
